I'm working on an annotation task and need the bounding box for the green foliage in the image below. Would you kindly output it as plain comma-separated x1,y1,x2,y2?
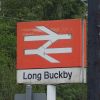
0,0,87,100
57,84,87,100
1,0,86,20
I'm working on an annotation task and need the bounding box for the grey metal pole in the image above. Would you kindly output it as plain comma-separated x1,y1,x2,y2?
26,85,32,100
0,1,1,11
88,0,100,100
81,17,85,83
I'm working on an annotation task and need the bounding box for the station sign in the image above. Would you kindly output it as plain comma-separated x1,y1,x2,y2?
17,19,86,69
17,19,86,84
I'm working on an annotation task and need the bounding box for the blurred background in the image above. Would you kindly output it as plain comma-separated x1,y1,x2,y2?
0,0,87,100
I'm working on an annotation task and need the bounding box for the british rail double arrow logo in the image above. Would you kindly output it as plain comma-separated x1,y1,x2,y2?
24,26,72,63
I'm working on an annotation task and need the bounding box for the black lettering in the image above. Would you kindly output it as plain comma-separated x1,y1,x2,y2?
44,71,49,79
32,73,37,79
54,73,58,78
63,71,68,78
23,72,27,79
68,72,72,80
37,73,41,81
28,74,32,79
59,71,63,78
50,73,54,79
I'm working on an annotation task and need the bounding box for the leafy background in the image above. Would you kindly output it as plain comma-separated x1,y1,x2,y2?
0,0,87,100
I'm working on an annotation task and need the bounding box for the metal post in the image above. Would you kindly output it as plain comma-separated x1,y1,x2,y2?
88,0,100,100
26,85,32,100
0,1,1,11
81,17,85,83
47,85,56,100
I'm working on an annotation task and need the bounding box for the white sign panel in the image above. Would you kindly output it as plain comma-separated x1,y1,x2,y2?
17,68,86,84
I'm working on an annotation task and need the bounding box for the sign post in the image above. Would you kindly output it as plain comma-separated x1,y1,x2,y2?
47,85,56,100
26,85,32,100
17,19,86,100
88,0,100,100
